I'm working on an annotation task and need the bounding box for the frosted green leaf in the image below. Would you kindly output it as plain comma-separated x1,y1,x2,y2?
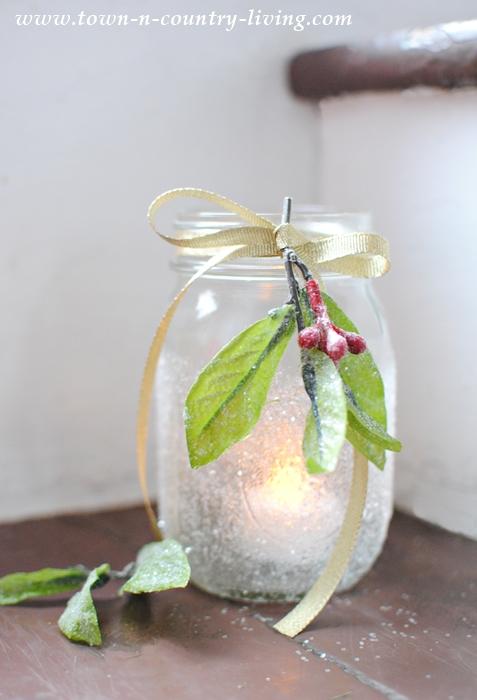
58,563,110,647
345,384,401,452
0,567,88,605
323,292,400,468
120,539,190,594
347,425,386,470
185,304,295,467
302,350,347,473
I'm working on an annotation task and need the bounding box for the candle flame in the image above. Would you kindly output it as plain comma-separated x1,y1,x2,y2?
263,452,309,512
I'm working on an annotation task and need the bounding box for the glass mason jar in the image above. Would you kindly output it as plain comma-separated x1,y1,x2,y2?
155,209,396,603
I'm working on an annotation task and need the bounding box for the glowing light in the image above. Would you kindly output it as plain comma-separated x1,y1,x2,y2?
262,450,310,512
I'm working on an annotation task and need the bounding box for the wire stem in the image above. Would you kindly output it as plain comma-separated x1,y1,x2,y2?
284,248,305,331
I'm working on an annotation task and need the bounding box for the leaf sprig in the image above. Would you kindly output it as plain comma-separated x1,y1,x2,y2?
0,539,190,646
185,246,401,474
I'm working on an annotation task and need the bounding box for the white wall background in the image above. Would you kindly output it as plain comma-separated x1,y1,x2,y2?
1,0,476,529
321,89,477,537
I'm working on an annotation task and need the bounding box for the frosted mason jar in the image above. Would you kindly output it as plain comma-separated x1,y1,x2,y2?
155,210,396,602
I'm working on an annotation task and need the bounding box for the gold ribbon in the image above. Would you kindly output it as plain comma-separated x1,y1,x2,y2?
138,188,390,637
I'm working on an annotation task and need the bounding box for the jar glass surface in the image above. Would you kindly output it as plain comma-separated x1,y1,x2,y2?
155,209,396,602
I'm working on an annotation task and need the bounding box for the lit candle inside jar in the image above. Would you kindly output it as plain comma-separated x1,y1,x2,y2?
261,451,309,512
252,427,318,512
240,413,327,550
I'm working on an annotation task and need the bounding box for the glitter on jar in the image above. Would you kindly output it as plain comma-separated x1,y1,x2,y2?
154,210,397,603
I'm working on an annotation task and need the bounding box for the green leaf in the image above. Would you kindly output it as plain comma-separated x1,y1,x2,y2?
58,563,110,647
323,292,400,468
0,566,88,605
185,304,295,467
302,350,347,473
346,425,386,470
323,292,386,423
120,539,190,595
345,384,401,452
300,288,382,466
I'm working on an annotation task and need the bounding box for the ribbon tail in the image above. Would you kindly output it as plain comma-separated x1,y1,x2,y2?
137,245,246,539
273,449,369,637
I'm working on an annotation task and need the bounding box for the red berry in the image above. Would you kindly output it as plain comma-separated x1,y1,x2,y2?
345,332,367,355
325,327,348,361
305,279,325,316
298,326,321,349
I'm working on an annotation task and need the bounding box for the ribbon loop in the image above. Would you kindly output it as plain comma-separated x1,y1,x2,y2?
146,188,390,277
273,222,310,251
138,188,388,638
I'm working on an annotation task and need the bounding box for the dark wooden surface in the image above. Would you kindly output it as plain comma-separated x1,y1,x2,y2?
1,507,476,700
289,20,477,100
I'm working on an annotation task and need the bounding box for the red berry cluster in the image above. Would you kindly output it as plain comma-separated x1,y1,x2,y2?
298,280,367,362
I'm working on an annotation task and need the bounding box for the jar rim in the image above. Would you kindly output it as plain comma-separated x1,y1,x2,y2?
175,206,371,231
171,207,372,278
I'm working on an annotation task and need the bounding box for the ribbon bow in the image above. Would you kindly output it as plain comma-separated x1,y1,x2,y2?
147,188,390,279
138,188,390,637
